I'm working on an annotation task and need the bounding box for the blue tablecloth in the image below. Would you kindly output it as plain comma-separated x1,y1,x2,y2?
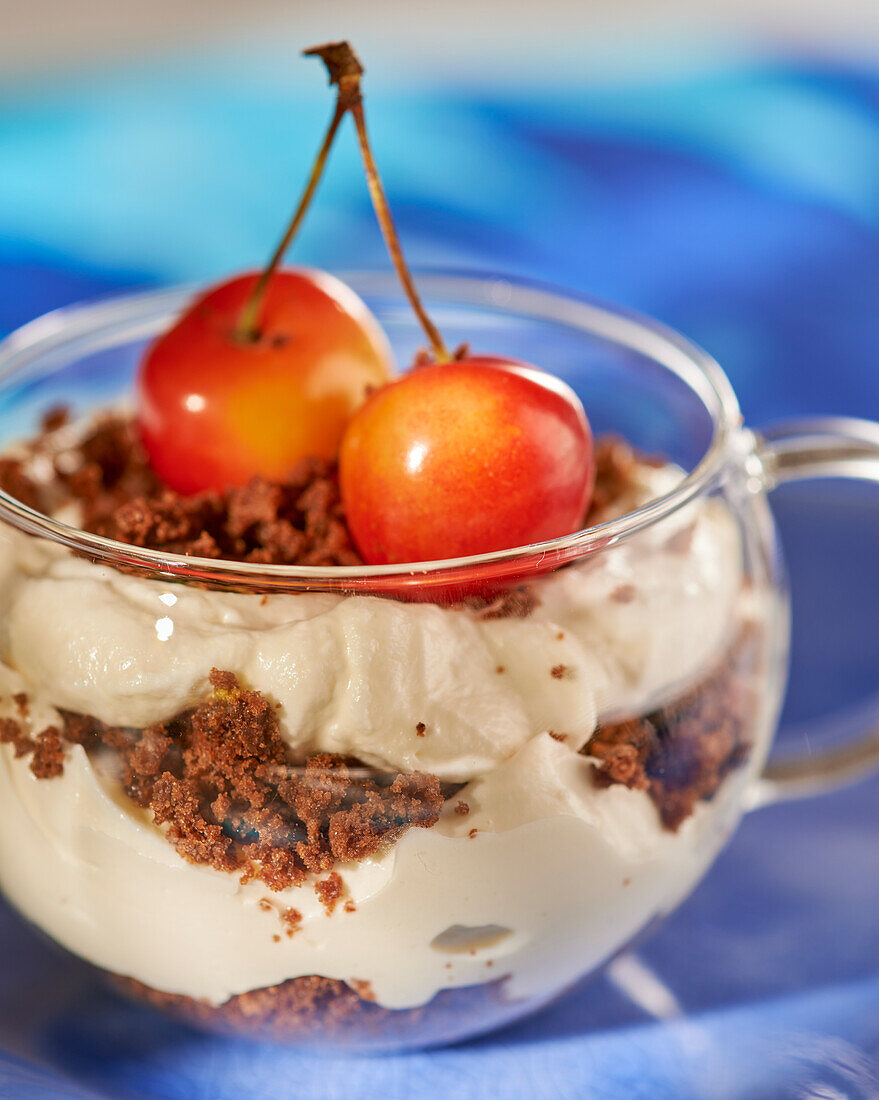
0,42,877,1100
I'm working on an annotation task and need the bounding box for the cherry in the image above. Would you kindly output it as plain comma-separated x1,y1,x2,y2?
138,268,391,494
339,358,595,565
136,43,394,495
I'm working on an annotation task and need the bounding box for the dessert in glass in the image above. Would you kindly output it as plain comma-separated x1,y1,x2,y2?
0,43,877,1052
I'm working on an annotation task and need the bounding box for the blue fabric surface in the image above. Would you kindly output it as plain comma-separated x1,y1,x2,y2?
0,43,877,1099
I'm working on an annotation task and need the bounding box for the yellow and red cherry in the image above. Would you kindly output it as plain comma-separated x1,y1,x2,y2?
339,357,595,565
137,268,393,495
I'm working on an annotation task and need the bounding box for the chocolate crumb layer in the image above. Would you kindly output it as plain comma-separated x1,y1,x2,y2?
29,727,65,779
315,872,344,914
0,717,36,760
589,435,664,517
585,627,761,830
0,414,359,566
111,971,507,1046
283,908,303,936
0,718,64,778
0,412,646,579
57,671,444,889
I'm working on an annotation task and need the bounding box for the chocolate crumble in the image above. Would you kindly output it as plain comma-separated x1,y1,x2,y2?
0,412,650,592
315,872,344,914
111,971,507,1045
283,908,303,937
589,435,663,517
55,671,444,889
585,627,760,830
0,717,64,778
0,717,36,760
0,414,360,567
29,727,65,779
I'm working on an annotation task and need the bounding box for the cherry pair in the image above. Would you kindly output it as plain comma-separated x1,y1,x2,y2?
137,42,595,566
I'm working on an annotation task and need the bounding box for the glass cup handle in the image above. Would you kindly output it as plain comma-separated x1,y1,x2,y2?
749,416,879,808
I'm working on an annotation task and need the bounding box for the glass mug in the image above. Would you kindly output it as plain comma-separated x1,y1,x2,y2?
0,273,875,1052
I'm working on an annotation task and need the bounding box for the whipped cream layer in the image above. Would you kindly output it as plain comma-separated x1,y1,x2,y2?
0,460,775,1009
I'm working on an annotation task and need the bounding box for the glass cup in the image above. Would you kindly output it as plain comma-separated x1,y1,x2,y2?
0,272,876,1052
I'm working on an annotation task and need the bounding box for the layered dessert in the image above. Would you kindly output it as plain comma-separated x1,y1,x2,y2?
0,413,771,1045
0,40,776,1049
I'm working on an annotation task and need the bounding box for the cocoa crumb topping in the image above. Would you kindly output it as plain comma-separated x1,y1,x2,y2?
0,459,43,511
589,435,663,516
415,722,426,737
283,908,303,937
113,970,507,1043
0,415,654,628
0,414,361,567
0,717,34,760
468,828,478,839
0,717,64,778
40,406,71,433
30,727,64,779
315,871,344,914
13,693,29,718
548,731,568,743
47,671,444,888
550,664,567,680
454,800,470,816
585,627,760,830
343,899,357,914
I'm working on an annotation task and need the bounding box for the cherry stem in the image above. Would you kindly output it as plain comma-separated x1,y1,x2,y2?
306,41,449,362
349,101,449,362
236,40,449,362
234,100,346,343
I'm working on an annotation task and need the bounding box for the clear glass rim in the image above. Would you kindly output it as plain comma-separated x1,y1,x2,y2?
0,270,743,586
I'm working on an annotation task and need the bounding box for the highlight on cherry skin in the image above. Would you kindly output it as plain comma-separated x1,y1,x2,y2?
137,268,394,495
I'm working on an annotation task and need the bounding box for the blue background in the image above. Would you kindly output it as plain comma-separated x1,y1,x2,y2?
0,40,877,1099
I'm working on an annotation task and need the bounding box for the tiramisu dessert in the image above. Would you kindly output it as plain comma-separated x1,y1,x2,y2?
0,43,776,1049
